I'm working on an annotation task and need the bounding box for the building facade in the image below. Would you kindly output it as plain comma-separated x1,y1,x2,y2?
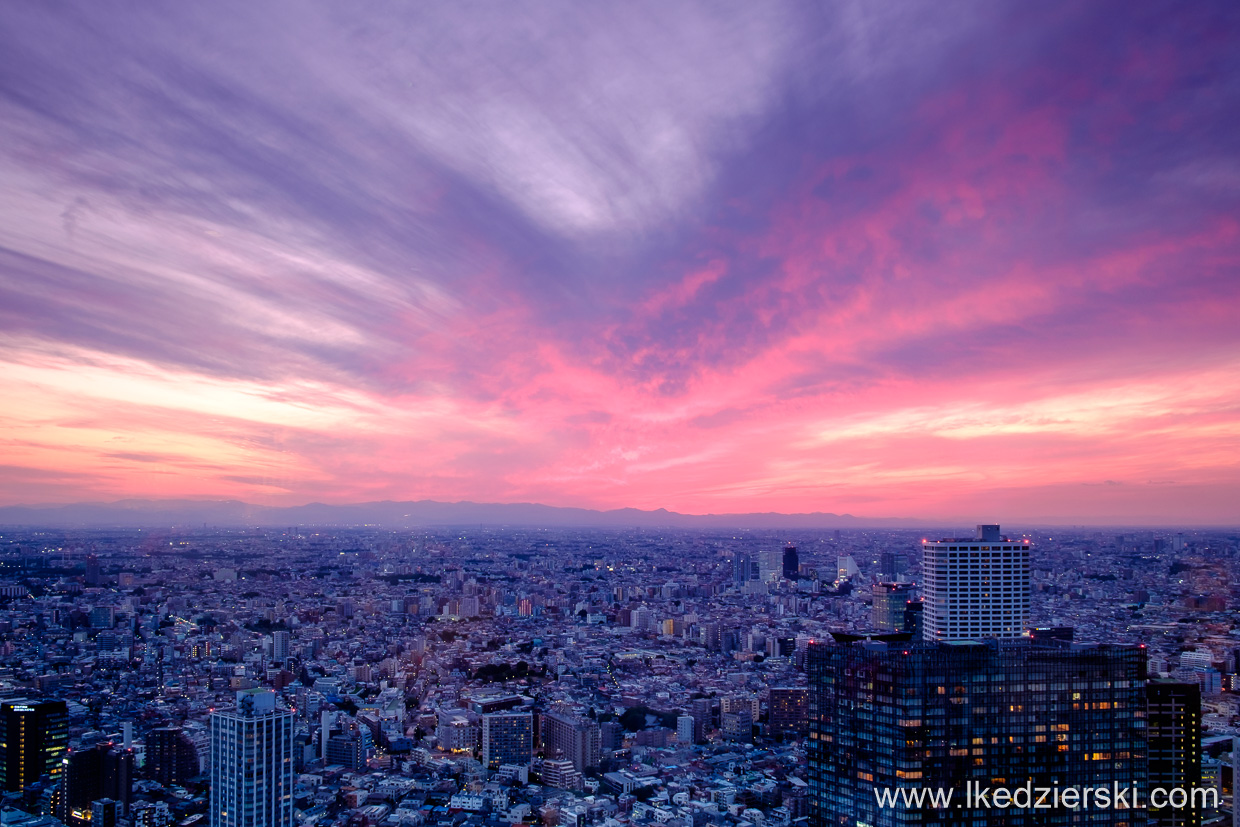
325,734,366,771
732,555,759,588
782,545,799,580
922,524,1030,641
676,715,695,744
768,687,808,740
436,710,480,754
689,697,712,743
540,712,600,773
808,639,1147,827
871,582,918,632
210,689,293,827
1147,680,1202,827
0,699,68,792
481,712,532,771
147,727,199,786
720,696,754,743
271,631,290,663
57,742,132,825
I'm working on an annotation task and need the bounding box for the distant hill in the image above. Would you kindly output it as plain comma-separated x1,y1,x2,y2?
0,498,940,529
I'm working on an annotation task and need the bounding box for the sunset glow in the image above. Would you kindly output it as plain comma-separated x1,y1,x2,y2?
1,3,1238,523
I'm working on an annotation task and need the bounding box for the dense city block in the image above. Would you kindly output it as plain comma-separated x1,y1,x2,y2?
0,525,1236,827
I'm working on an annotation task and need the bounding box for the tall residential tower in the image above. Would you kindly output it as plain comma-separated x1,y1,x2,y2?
481,712,532,770
921,524,1030,641
210,689,293,827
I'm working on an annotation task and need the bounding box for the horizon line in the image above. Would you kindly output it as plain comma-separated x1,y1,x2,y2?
0,496,1234,530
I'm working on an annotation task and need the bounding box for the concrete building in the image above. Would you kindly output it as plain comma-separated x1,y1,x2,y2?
481,712,532,771
57,743,131,826
147,727,199,786
675,715,694,744
767,687,808,740
210,689,293,827
921,524,1030,640
539,758,582,791
720,697,753,743
436,710,479,754
540,712,599,772
271,631,290,663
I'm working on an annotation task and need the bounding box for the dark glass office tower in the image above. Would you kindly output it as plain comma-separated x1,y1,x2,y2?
0,699,68,792
782,544,799,580
1146,680,1201,827
733,554,759,587
871,582,918,631
808,639,1147,827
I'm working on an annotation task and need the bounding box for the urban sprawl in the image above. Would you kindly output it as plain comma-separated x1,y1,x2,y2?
0,524,1235,827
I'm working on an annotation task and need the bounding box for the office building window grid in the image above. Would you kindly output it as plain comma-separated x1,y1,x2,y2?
922,539,1030,641
808,640,1147,827
210,695,294,827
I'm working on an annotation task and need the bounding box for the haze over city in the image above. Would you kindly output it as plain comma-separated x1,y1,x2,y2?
4,6,1240,825
1,2,1238,525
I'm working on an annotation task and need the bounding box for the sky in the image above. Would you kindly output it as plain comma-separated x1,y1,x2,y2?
1,2,1238,524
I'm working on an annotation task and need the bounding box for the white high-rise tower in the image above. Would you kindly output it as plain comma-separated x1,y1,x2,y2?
211,689,293,827
271,630,290,663
921,524,1030,641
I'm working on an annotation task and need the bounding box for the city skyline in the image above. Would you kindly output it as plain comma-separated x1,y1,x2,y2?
2,3,1238,524
0,519,1234,826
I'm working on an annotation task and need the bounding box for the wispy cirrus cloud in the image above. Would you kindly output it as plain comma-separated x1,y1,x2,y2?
0,1,1237,521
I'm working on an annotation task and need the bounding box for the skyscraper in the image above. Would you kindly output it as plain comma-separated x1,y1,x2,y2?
104,745,134,814
901,599,924,638
271,631,290,664
808,638,1148,827
921,524,1030,641
540,712,600,772
57,742,131,825
0,698,68,792
870,582,917,632
732,554,758,588
878,550,903,582
689,697,713,743
782,544,799,580
1147,680,1202,827
210,689,293,827
481,712,532,770
759,550,783,581
85,554,101,587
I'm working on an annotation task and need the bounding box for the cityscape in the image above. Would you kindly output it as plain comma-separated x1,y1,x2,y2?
1,3,1239,827
0,521,1235,827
